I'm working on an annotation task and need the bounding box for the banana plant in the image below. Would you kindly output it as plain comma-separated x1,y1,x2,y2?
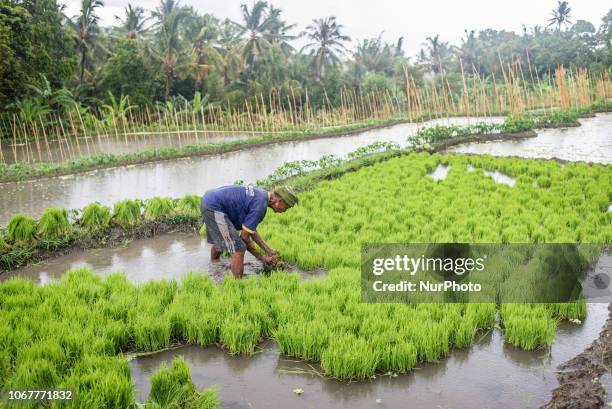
101,92,136,128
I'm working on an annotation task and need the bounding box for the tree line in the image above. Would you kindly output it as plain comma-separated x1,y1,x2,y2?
0,0,610,115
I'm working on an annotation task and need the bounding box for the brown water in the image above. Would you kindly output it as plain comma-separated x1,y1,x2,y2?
129,303,608,409
1,131,249,165
448,113,612,164
0,117,503,226
1,231,324,284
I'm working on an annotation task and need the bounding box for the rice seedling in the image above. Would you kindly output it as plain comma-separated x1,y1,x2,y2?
36,207,70,238
144,197,175,221
148,357,219,409
80,202,112,229
6,214,37,245
0,235,9,253
219,317,261,355
174,194,201,218
112,199,142,227
0,151,610,401
321,334,380,379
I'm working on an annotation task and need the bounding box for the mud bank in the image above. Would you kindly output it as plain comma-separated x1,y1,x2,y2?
542,304,612,409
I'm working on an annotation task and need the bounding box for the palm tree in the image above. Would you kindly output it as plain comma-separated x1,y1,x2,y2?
424,34,450,74
115,4,150,39
301,16,351,81
547,1,572,31
184,13,224,92
265,5,297,57
70,0,104,84
152,0,188,101
232,1,276,68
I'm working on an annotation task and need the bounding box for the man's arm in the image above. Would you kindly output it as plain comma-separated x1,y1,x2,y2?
252,231,277,255
240,230,274,264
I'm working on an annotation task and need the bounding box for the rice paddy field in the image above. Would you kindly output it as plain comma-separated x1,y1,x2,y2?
1,143,611,407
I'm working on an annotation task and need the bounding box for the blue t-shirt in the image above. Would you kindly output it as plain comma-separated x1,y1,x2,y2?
202,185,268,233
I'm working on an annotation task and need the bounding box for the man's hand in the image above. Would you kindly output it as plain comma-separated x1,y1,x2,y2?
262,254,279,270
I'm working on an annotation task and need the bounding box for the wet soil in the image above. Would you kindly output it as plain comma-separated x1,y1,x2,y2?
129,304,609,409
2,231,325,283
542,304,612,409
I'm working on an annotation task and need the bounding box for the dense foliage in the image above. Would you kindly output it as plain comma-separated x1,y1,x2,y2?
0,0,610,116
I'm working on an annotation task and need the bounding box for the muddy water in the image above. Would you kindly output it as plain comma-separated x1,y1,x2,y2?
1,131,250,165
1,231,323,284
0,117,503,225
129,303,608,409
448,113,612,164
428,163,450,181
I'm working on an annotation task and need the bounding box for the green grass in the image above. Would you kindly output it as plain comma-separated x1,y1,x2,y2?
6,214,37,245
113,200,142,227
36,207,70,239
80,203,113,229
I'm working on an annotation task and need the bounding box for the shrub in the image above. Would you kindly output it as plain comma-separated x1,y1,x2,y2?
144,197,174,221
6,214,37,245
80,203,112,229
112,200,141,227
36,208,70,238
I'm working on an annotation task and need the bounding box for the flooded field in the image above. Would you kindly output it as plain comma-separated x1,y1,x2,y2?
0,116,502,225
1,131,250,165
2,231,324,284
448,113,612,164
129,303,609,409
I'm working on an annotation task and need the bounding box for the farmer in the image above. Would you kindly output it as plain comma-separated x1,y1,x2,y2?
200,185,298,278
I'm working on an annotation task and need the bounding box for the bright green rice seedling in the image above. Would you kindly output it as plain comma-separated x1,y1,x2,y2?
80,202,112,229
500,304,556,350
219,317,261,355
6,214,37,245
174,195,202,218
112,199,141,227
148,357,219,409
321,334,380,379
144,197,174,221
36,207,70,239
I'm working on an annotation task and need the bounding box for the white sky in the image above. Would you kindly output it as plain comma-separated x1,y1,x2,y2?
62,0,611,57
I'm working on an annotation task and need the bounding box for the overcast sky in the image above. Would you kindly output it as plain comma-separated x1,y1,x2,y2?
62,0,611,57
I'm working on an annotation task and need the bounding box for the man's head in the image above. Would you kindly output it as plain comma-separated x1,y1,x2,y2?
269,186,299,213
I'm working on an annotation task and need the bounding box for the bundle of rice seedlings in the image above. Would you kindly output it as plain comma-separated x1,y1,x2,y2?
6,214,37,245
112,200,141,227
36,207,70,238
0,235,9,253
174,195,201,218
80,203,112,229
144,197,174,221
148,357,219,409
